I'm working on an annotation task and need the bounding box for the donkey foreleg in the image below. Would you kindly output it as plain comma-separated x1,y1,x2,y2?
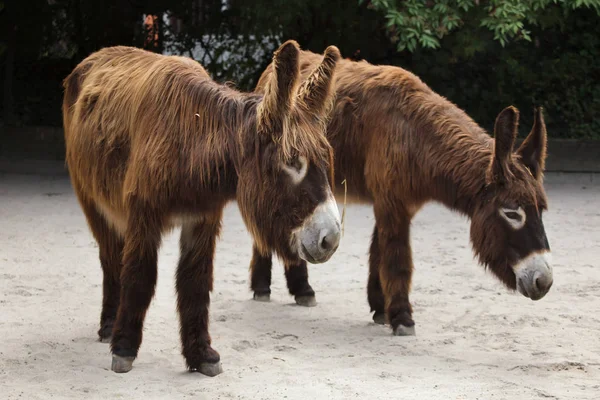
249,245,273,302
284,260,316,307
176,212,223,376
249,245,316,306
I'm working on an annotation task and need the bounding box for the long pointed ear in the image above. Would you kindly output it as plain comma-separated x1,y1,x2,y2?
257,40,300,134
489,106,519,182
296,45,341,117
517,107,547,180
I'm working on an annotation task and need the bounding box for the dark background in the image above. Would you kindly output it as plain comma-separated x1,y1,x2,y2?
1,0,599,162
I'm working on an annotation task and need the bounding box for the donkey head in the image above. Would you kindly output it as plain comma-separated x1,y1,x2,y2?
237,40,341,264
471,106,552,300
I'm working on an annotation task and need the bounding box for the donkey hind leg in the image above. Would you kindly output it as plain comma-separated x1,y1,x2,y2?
98,231,123,343
177,213,223,376
375,204,416,336
73,193,123,343
284,260,316,307
110,209,161,373
367,226,386,324
249,245,273,302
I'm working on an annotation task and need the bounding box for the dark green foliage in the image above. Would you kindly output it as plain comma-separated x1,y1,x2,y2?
365,0,600,51
406,7,600,138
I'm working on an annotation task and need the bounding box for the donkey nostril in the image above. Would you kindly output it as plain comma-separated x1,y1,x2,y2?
533,271,552,294
320,235,331,251
318,227,341,255
534,277,542,292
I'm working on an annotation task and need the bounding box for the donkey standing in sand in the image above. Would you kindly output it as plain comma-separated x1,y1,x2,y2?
248,49,553,336
62,41,342,376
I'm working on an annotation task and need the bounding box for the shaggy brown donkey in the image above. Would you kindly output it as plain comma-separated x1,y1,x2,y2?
62,42,342,376
249,49,553,336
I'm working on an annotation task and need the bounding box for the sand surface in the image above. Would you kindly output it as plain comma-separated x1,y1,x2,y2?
1,173,599,400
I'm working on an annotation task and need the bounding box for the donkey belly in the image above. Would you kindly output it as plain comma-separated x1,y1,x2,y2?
332,157,373,205
94,199,128,236
334,186,371,205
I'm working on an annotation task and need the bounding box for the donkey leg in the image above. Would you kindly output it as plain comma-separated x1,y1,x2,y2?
249,246,316,306
250,245,272,302
110,209,161,373
367,226,386,324
72,189,123,342
284,260,316,307
98,236,123,342
176,213,223,376
375,205,416,336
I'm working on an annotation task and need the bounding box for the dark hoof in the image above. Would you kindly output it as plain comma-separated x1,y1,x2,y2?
372,311,386,325
295,295,317,307
187,345,221,376
111,355,134,373
393,324,416,336
198,361,223,377
253,292,271,302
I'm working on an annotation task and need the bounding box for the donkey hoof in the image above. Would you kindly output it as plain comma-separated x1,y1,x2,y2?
253,292,271,302
111,355,134,373
372,312,386,325
295,295,317,307
198,361,223,377
393,324,416,336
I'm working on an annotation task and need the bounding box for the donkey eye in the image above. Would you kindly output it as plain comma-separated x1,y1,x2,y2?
504,211,522,221
499,207,526,229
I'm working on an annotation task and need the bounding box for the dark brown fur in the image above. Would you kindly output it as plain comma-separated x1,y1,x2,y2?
250,50,550,332
63,42,340,372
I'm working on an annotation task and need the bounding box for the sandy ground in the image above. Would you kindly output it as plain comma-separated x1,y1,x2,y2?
1,172,599,400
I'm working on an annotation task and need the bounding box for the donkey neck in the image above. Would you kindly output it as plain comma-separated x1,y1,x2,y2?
410,104,493,217
182,87,262,197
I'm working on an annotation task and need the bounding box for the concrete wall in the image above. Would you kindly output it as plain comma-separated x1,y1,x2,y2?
522,139,600,173
1,126,599,175
1,126,65,161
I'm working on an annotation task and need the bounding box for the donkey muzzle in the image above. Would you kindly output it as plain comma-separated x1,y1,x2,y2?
295,195,341,264
514,251,553,300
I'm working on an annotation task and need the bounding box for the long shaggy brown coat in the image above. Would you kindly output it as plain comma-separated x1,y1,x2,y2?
62,42,342,374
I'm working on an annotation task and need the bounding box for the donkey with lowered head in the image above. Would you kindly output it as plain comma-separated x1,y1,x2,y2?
249,49,553,336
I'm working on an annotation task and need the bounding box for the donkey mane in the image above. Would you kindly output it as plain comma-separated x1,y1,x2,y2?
65,46,332,192
402,90,546,212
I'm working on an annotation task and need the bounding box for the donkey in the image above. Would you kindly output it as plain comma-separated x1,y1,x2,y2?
62,41,342,376
248,49,553,336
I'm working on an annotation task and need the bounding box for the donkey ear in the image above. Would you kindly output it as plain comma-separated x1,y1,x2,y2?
257,40,300,133
489,106,519,182
517,107,547,180
296,45,341,116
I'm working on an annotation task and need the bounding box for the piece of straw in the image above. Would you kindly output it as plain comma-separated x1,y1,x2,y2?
340,179,347,237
